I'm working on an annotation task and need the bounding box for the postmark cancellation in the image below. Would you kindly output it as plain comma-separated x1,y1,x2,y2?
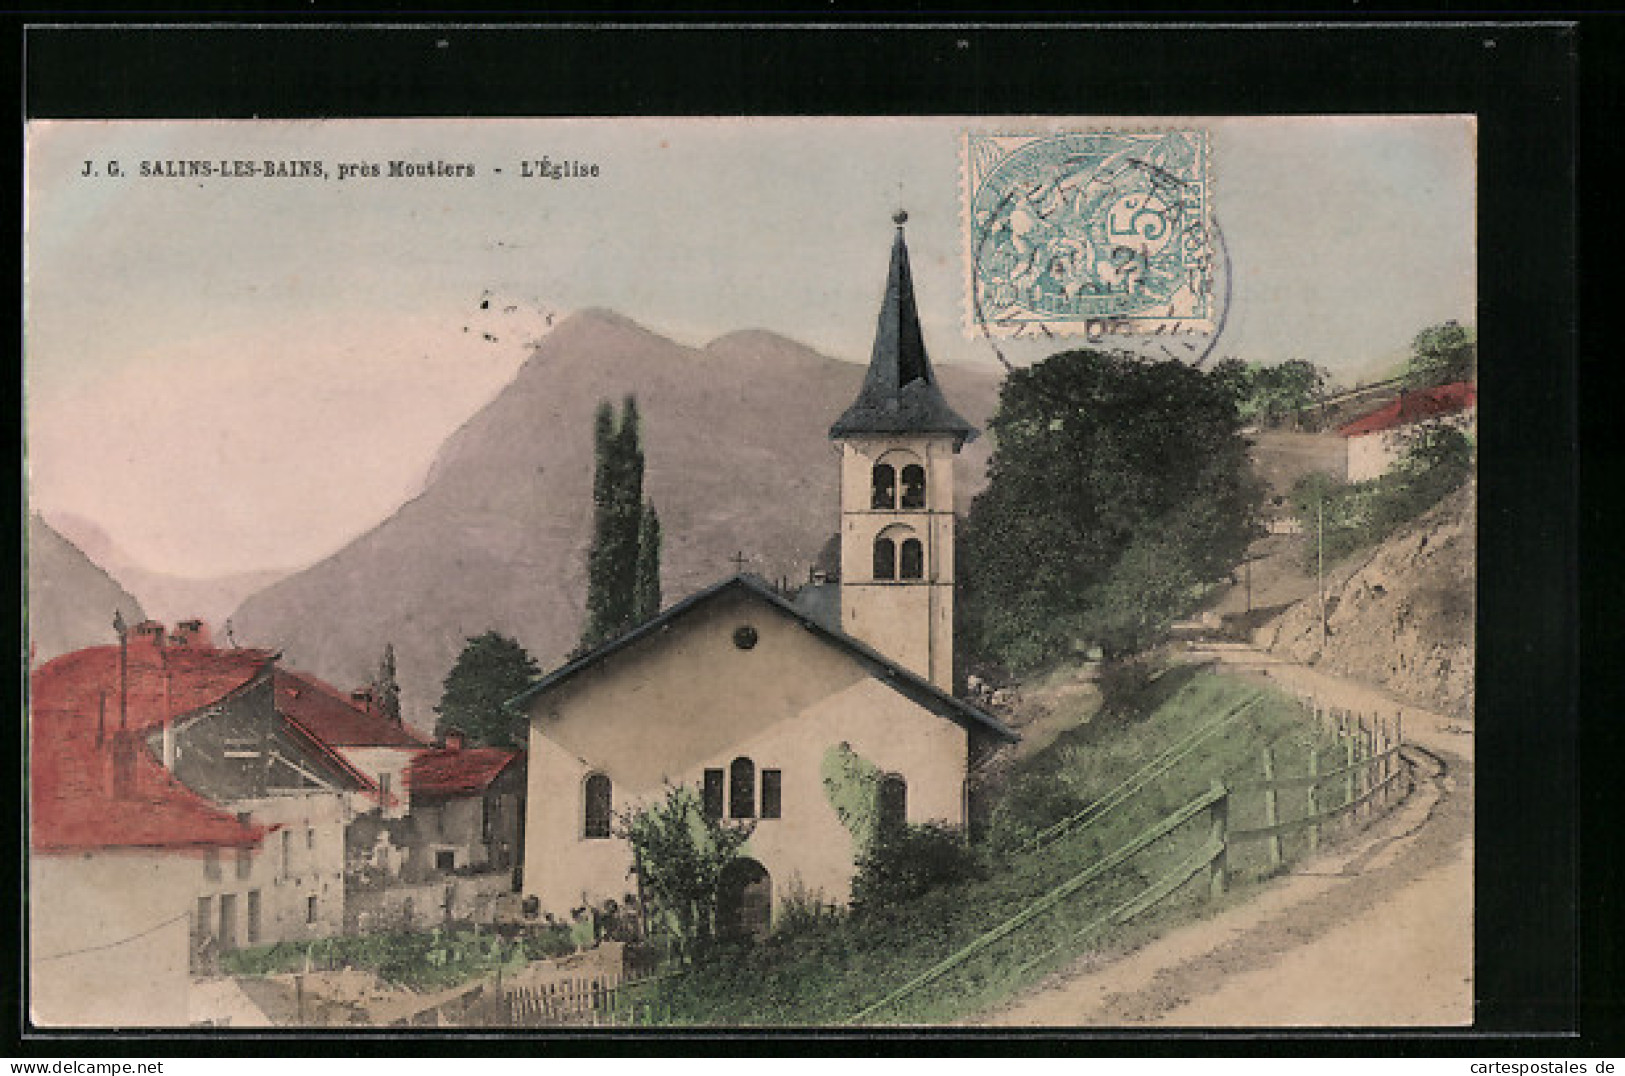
963,130,1215,339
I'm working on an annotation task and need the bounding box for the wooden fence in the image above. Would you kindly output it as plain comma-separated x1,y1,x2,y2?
847,701,1413,1024
484,969,680,1027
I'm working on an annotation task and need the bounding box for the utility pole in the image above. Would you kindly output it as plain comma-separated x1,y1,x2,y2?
113,610,129,730
1316,496,1327,649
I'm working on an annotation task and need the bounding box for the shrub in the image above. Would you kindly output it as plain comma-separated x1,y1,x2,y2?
851,822,980,911
983,776,1091,853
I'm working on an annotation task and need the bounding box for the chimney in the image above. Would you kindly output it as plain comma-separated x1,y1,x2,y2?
133,620,166,649
174,619,211,648
442,727,466,752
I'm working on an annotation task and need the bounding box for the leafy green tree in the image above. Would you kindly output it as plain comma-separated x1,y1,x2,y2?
1218,358,1328,427
959,349,1262,670
434,631,540,748
581,397,662,650
373,642,402,725
1405,321,1476,389
617,784,754,961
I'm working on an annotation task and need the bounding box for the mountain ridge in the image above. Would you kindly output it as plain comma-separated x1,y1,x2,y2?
229,309,1003,733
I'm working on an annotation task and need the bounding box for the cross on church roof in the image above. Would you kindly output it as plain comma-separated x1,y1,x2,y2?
730,550,749,572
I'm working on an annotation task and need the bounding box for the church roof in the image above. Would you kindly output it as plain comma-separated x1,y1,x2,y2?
507,574,1018,743
828,215,979,445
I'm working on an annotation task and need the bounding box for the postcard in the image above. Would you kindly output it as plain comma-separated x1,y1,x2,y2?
25,115,1476,1029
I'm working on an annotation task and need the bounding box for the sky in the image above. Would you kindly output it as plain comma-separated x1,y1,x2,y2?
25,116,1475,579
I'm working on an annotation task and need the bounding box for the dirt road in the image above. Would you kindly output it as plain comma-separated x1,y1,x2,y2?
978,643,1473,1028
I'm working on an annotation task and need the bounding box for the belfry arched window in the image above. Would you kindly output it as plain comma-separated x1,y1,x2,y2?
900,464,927,509
730,757,756,819
871,464,896,509
873,536,897,580
583,773,612,839
900,538,924,580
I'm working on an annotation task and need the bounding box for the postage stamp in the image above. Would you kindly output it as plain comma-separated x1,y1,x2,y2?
963,130,1215,339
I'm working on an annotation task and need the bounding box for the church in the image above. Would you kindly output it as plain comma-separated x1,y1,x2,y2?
514,213,1018,930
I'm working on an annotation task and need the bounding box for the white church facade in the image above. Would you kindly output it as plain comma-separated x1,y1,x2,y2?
514,214,1017,927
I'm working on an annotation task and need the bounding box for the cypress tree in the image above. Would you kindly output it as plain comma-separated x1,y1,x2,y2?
581,396,663,650
634,502,662,621
373,642,402,725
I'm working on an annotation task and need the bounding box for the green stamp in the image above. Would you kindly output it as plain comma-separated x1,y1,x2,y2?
963,130,1216,340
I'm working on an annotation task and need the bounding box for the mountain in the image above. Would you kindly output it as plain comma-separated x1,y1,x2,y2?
44,512,291,629
27,514,146,663
229,310,1003,733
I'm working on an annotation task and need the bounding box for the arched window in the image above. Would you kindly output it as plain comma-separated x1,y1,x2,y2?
873,536,897,580
899,538,924,580
729,757,756,819
583,773,612,839
900,464,927,508
871,464,896,509
878,774,907,832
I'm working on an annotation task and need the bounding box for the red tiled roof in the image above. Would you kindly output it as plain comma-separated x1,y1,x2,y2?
30,644,275,737
407,747,523,799
274,669,425,749
29,646,273,854
1338,381,1476,438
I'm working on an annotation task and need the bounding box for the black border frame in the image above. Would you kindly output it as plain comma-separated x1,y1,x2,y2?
8,16,1593,1057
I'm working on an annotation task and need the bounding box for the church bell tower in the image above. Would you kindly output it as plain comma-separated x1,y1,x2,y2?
829,211,978,693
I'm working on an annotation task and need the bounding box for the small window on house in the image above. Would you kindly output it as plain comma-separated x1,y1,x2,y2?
584,773,613,839
761,770,782,820
702,768,725,820
280,830,292,877
900,538,924,580
482,796,496,842
871,463,896,509
879,774,908,832
236,846,252,880
873,537,896,580
306,895,319,924
436,849,456,871
195,897,213,942
306,827,315,850
900,464,927,508
378,771,393,806
204,848,221,881
729,757,756,819
246,890,262,945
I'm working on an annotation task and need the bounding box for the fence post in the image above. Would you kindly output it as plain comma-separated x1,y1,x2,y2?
1261,746,1282,871
1343,735,1356,824
1306,747,1321,855
1207,779,1229,900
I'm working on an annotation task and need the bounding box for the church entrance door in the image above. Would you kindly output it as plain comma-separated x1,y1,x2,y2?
717,858,772,941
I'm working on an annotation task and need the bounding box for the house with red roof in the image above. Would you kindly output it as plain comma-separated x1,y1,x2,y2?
29,621,385,1019
29,626,271,1026
402,731,525,881
1338,380,1476,482
275,669,426,821
340,730,524,933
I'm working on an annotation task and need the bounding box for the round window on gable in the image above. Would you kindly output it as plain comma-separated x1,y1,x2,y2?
733,625,759,650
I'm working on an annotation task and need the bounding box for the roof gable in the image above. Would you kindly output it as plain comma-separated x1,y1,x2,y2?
509,575,1016,745
274,669,425,748
407,747,523,799
1338,381,1476,438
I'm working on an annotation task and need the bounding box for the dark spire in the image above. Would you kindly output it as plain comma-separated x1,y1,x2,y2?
829,213,978,445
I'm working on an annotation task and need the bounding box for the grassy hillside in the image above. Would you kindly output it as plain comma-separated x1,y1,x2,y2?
625,667,1337,1026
